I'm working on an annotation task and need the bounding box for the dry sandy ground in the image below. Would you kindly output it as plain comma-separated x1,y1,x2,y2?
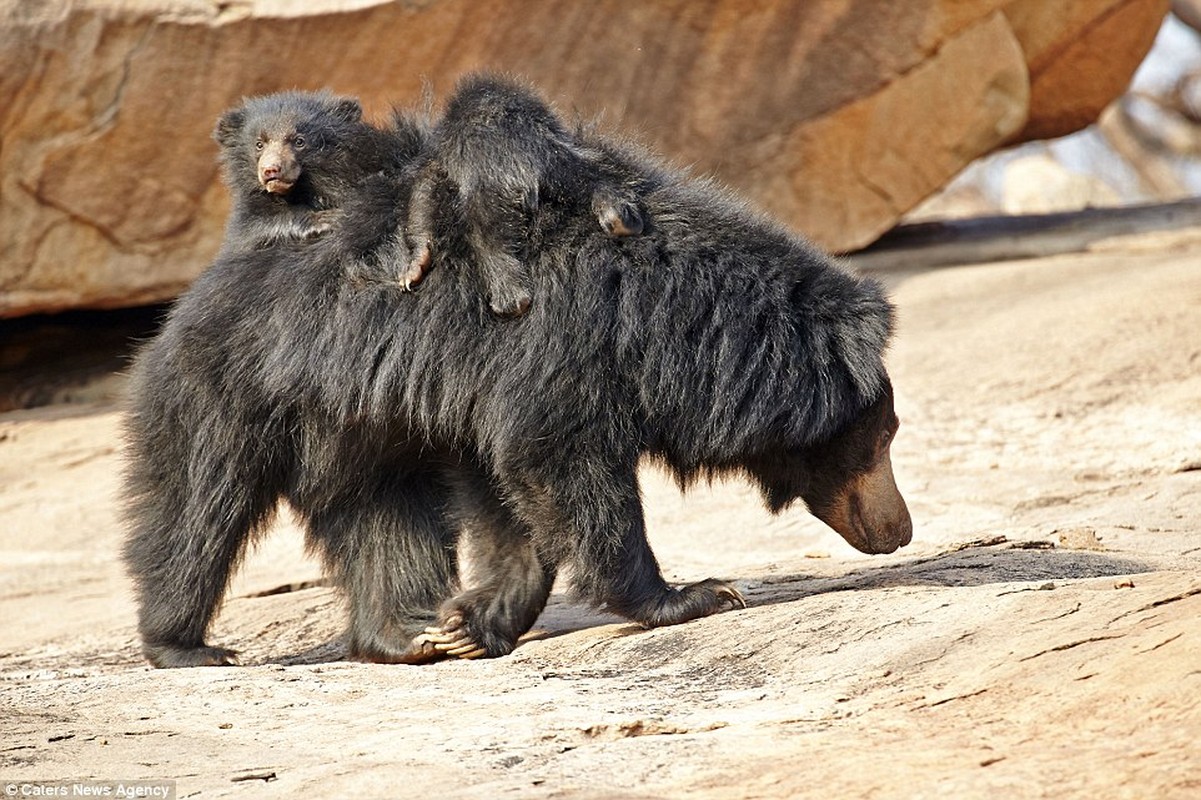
2,233,1199,798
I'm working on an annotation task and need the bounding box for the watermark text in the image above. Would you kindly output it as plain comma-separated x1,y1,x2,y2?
2,781,175,799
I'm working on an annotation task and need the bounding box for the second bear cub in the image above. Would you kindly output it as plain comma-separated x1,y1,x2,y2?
401,75,647,317
213,91,405,253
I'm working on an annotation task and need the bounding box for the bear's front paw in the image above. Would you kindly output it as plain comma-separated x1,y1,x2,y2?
412,612,488,660
638,578,746,628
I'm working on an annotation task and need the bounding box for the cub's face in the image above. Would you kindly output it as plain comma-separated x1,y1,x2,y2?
253,126,305,195
212,91,364,197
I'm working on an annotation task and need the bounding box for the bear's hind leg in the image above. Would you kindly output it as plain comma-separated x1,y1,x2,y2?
123,441,281,668
304,469,459,664
414,471,556,661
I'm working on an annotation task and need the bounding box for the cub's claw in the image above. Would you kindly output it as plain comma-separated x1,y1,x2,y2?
399,242,432,291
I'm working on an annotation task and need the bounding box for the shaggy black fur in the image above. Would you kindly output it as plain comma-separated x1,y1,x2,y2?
401,75,646,316
123,78,902,667
213,91,424,252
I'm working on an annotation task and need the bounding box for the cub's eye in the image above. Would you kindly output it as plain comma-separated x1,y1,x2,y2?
254,140,265,151
293,135,306,149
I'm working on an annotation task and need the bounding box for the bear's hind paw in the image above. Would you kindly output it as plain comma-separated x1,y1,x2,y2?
416,613,488,660
145,643,240,669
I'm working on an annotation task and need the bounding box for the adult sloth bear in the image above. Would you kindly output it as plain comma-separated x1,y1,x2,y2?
122,76,912,668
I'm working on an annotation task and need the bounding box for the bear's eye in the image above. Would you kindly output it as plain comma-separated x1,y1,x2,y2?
878,421,898,453
293,135,306,149
254,139,265,151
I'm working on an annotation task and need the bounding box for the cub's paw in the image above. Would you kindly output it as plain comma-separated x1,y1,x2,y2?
305,209,343,240
597,199,644,237
489,288,533,318
399,241,432,291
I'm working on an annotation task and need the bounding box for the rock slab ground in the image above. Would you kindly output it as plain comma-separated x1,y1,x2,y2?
1,233,1199,797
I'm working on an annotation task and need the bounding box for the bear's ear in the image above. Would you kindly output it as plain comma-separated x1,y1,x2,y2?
331,98,363,125
213,107,246,147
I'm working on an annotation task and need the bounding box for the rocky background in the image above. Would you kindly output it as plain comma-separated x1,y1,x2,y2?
917,1,1201,218
0,0,1170,318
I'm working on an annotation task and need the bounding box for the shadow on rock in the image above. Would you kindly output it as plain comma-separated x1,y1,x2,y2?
227,539,1155,668
744,539,1154,607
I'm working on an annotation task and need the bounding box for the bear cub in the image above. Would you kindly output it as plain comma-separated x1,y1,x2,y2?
213,91,408,252
400,75,648,316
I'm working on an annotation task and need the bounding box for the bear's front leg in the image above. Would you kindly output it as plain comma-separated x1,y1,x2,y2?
506,456,746,629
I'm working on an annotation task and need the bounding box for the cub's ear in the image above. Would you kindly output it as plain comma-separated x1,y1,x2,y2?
213,107,246,147
331,97,363,124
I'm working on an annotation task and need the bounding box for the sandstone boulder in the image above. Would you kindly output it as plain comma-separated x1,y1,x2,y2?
0,0,1167,317
1008,0,1171,141
910,11,1201,223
